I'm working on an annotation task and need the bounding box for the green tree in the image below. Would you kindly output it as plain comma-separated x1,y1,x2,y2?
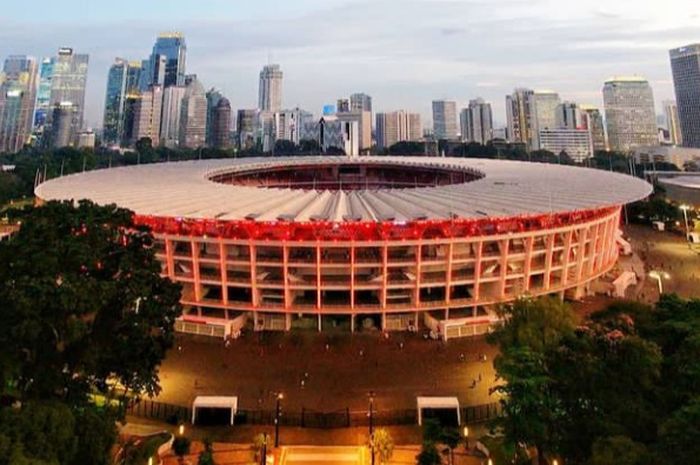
0,200,182,402
198,438,216,465
172,436,191,464
416,442,441,465
589,436,649,465
372,428,394,465
273,139,298,156
440,428,461,465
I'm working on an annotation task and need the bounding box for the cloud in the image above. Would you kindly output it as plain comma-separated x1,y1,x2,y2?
1,0,698,127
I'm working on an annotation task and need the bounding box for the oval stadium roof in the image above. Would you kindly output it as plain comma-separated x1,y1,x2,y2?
35,156,653,223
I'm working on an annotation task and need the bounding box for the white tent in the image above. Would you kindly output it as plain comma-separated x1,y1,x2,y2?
191,396,238,426
416,396,461,425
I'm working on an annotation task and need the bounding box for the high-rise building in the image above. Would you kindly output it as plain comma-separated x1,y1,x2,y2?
580,105,607,152
211,98,232,149
179,77,207,148
538,128,593,162
506,88,534,145
350,93,372,112
301,116,359,156
459,98,493,144
529,91,561,150
337,99,350,113
555,102,583,129
663,100,683,146
50,103,74,148
160,86,186,148
103,59,143,146
33,57,54,134
272,108,313,144
0,56,38,153
131,85,163,146
148,33,187,88
205,88,224,147
376,111,422,149
48,47,89,147
603,77,658,152
237,109,260,150
432,100,458,140
669,44,700,148
258,64,283,112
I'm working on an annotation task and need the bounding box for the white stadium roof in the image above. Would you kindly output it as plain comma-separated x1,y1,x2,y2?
35,157,652,222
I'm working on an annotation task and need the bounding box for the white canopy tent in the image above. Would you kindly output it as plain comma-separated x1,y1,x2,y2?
191,396,238,426
416,396,461,426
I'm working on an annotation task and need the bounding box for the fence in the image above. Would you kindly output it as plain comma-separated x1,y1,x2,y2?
126,399,503,429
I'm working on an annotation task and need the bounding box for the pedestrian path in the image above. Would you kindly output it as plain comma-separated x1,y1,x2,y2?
279,446,366,465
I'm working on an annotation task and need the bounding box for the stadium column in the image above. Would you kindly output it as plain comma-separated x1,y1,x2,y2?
316,239,322,312
350,240,355,310
572,225,589,299
522,236,534,292
473,240,483,301
381,242,388,309
561,229,574,288
283,244,290,311
543,234,555,291
192,238,202,305
415,242,422,308
445,242,454,305
249,242,258,308
498,238,510,299
165,237,175,278
219,240,229,309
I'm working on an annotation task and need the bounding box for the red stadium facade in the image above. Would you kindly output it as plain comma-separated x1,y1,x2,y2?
35,157,651,338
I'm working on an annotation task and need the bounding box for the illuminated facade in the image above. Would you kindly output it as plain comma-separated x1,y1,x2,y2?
36,157,651,336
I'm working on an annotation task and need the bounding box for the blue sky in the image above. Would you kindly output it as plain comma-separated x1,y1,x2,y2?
2,0,699,129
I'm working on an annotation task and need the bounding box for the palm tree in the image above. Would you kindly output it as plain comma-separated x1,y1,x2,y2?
372,428,395,465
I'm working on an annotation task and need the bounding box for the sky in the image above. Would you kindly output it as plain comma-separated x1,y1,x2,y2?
1,0,700,129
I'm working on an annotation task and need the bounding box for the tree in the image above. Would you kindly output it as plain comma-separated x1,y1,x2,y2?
657,398,700,465
273,139,298,156
589,436,649,465
0,200,182,403
372,428,394,465
325,146,346,155
172,436,191,464
440,428,461,465
416,442,441,465
198,438,216,465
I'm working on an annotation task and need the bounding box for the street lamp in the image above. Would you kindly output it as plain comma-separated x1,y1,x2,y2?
178,424,185,436
274,392,283,448
649,270,671,294
487,458,493,465
260,433,268,465
681,205,692,247
368,391,375,465
463,425,469,450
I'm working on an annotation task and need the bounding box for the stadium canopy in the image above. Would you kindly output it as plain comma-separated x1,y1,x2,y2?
191,396,238,425
416,396,461,426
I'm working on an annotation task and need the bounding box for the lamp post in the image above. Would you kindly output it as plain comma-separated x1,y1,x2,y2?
178,424,185,436
274,392,283,448
463,425,469,450
649,270,670,294
261,433,268,465
368,391,375,465
681,205,691,248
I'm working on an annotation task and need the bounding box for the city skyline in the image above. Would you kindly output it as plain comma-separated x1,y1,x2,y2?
2,0,700,128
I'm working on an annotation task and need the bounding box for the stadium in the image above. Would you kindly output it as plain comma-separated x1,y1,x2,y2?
35,156,652,339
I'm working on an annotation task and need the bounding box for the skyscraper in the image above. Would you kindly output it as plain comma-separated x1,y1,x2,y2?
0,56,38,153
206,88,224,146
669,44,700,148
337,99,350,113
33,57,54,135
580,105,607,152
376,111,422,149
529,90,560,150
237,109,260,150
258,64,283,112
603,77,658,152
555,102,583,129
663,100,683,146
179,76,207,148
160,86,186,148
50,103,74,148
131,85,163,146
212,98,232,149
48,47,89,147
432,100,458,140
459,98,493,144
103,59,143,146
350,93,372,112
506,88,534,145
149,33,187,87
